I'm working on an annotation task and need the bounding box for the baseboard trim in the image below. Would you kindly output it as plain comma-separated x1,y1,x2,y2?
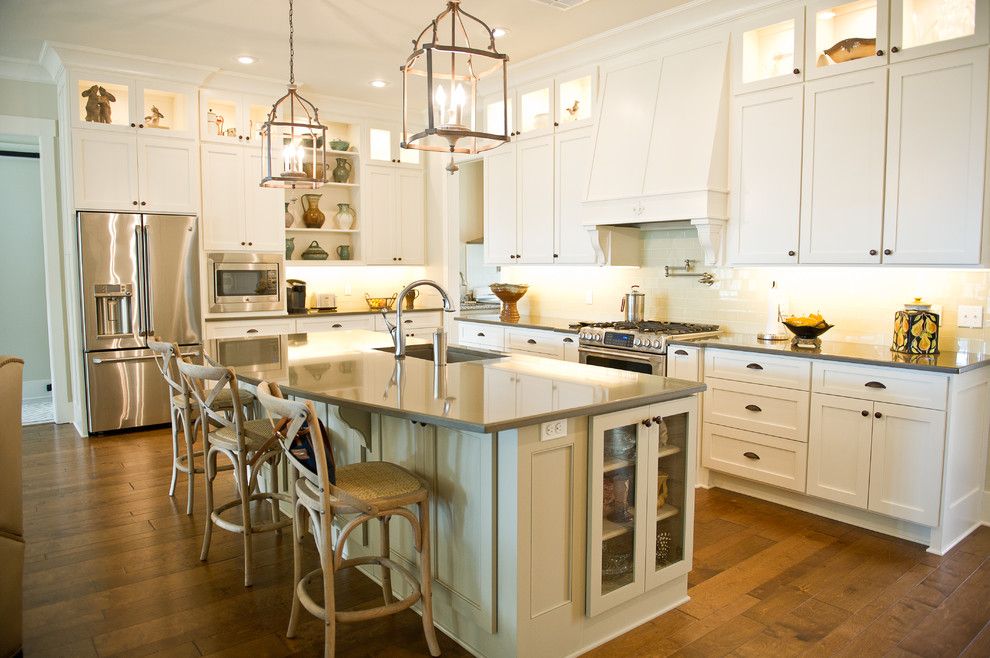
23,378,51,400
983,490,990,525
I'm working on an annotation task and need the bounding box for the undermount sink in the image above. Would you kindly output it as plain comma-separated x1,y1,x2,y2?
374,344,504,363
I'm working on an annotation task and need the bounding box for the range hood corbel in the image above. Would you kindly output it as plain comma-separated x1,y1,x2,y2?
691,218,727,266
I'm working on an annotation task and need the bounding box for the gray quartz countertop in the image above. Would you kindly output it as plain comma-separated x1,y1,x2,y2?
205,307,444,322
669,334,990,374
210,330,704,433
453,314,582,334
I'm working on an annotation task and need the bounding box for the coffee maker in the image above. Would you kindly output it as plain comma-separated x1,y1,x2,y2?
286,279,307,313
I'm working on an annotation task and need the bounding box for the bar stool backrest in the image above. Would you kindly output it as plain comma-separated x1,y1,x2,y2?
148,339,187,401
178,360,246,450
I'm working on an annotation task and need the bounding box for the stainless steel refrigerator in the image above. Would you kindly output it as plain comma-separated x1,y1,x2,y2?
78,212,201,433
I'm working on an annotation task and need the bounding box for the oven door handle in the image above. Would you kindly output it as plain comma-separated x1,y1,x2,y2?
578,345,661,365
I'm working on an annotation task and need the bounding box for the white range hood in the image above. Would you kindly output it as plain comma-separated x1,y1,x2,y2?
582,30,730,265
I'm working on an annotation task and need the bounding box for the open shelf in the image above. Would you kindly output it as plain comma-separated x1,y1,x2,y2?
319,181,359,189
327,149,359,157
655,504,679,522
285,227,359,234
286,259,366,267
657,444,682,459
603,458,635,474
602,515,635,540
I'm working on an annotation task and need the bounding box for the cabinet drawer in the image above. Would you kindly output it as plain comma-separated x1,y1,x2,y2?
667,345,701,381
812,361,948,410
505,328,568,359
205,319,294,339
294,315,374,332
705,349,811,390
457,322,505,351
702,424,807,492
704,378,810,442
374,311,443,332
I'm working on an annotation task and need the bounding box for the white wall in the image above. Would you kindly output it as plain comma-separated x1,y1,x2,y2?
0,152,51,391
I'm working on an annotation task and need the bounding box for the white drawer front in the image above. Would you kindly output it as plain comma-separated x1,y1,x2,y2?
206,319,294,339
702,424,807,492
812,361,948,410
457,322,505,351
667,345,702,381
505,328,570,359
295,315,374,332
704,378,810,442
374,311,443,332
705,349,811,390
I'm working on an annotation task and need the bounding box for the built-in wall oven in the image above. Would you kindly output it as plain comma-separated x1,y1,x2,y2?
207,252,284,314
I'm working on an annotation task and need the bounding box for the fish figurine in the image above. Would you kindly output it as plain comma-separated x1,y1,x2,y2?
819,37,877,66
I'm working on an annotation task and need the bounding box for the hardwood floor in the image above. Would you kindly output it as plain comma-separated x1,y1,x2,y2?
19,422,990,657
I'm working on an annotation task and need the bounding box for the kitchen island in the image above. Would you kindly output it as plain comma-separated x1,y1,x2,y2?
207,329,704,657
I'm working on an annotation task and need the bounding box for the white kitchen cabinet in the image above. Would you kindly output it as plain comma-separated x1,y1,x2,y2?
198,89,273,145
201,143,282,252
516,79,555,140
868,401,945,525
294,315,375,333
204,318,294,339
70,69,197,139
554,127,596,264
729,86,803,264
890,0,989,62
483,146,518,265
805,0,889,81
732,6,806,94
481,67,596,140
364,163,425,265
882,48,989,264
457,322,505,351
807,393,874,508
799,68,887,263
367,123,420,166
72,130,197,213
666,345,701,382
516,135,555,263
587,397,696,616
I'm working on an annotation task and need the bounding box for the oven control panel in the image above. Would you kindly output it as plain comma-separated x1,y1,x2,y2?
603,332,635,349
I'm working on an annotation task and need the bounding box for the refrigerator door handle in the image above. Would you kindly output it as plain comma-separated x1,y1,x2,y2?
142,223,155,338
134,225,146,339
93,350,199,365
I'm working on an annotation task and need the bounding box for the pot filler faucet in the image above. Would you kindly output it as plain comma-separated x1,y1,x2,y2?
380,279,456,360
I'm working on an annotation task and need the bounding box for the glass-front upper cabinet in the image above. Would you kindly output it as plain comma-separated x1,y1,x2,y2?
481,91,513,138
890,0,988,61
368,125,420,166
732,7,807,93
516,79,554,139
71,69,195,139
555,66,597,129
199,90,275,145
806,0,890,79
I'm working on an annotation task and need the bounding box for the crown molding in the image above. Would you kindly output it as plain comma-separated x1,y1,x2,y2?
0,56,53,84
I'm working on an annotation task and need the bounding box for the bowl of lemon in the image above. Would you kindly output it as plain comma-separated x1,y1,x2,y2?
782,313,833,348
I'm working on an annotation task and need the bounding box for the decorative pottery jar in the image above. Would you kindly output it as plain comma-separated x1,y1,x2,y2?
284,202,294,228
284,237,295,260
301,194,325,228
335,203,355,230
301,240,329,260
892,298,939,354
335,244,351,261
332,158,352,183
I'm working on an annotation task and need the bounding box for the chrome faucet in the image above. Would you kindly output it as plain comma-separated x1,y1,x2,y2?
380,279,455,359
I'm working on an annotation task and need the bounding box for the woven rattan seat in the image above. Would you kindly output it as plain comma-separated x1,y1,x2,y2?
295,462,422,510
172,388,255,410
210,418,277,452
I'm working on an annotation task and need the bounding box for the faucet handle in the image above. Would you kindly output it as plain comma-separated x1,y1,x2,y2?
379,309,397,337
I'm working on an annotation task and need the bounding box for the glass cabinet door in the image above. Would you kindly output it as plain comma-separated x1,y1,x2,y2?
587,407,649,616
806,0,889,79
891,0,987,61
199,90,243,143
732,8,806,93
555,67,597,129
137,83,195,139
482,92,513,137
73,70,134,130
516,80,554,139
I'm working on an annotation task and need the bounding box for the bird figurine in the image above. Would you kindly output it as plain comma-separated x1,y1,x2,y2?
144,106,165,128
565,99,580,118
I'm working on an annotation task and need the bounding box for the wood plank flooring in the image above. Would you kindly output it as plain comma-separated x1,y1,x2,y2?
19,422,990,657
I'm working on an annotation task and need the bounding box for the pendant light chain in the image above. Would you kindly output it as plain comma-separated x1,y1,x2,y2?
288,0,295,85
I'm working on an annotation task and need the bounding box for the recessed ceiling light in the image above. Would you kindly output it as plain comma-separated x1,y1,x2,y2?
237,55,256,65
369,79,389,88
492,27,510,38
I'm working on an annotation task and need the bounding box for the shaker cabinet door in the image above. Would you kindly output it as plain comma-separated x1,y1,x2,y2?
364,164,398,265
72,130,139,212
516,135,555,264
806,393,873,509
243,150,285,252
137,135,198,214
397,168,425,265
201,144,246,251
554,127,596,264
483,146,518,265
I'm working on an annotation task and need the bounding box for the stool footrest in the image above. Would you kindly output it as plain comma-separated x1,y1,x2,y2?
296,559,424,623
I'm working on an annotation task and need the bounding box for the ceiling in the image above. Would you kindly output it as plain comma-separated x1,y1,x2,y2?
0,0,695,104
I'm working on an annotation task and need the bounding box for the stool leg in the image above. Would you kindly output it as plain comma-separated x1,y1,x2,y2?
180,408,196,516
323,525,336,658
239,453,254,587
200,445,216,562
379,515,394,605
168,406,179,498
417,499,441,656
287,499,304,639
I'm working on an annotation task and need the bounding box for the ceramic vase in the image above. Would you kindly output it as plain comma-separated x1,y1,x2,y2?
284,202,294,228
332,157,352,183
336,244,351,261
285,237,295,260
335,203,355,230
301,194,325,228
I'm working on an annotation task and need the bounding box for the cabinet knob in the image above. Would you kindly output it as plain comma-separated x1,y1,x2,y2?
246,136,251,141
876,49,885,56
870,249,878,256
743,451,760,461
553,253,559,258
865,381,887,389
516,253,521,259
247,242,253,246
746,363,764,370
793,68,801,75
642,418,653,427
138,124,144,128
397,257,402,261
891,46,900,53
241,241,246,246
392,257,397,261
132,201,139,206
554,122,559,127
130,123,136,128
652,415,663,424
788,250,796,257
238,135,244,140
744,404,762,413
509,254,516,259
874,411,883,419
862,410,869,417
884,249,893,256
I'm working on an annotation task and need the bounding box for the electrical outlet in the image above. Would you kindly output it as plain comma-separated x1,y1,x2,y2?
958,305,983,328
540,419,567,441
585,289,593,305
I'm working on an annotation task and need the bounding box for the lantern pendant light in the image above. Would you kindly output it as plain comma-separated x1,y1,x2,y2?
401,0,510,163
260,0,327,188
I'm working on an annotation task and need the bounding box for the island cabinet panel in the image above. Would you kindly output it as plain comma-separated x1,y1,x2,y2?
807,393,874,508
587,396,697,616
528,442,578,617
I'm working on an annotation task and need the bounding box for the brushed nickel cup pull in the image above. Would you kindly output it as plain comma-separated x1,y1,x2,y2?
865,381,886,389
746,363,764,370
743,451,760,460
745,404,762,412
674,349,689,356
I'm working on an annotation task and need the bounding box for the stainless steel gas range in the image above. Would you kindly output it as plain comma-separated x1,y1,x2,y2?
575,321,720,375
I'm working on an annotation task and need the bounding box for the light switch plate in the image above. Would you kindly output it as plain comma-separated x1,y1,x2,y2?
958,305,983,328
540,419,567,441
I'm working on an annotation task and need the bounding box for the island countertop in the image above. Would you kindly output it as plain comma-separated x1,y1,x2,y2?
208,330,704,433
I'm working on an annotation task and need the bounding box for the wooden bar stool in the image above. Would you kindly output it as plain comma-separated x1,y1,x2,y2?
177,361,291,587
254,382,441,658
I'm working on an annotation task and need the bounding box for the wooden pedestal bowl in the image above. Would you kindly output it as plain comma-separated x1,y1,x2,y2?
489,284,529,323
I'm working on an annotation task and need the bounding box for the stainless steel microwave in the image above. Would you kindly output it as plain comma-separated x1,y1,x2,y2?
207,252,285,313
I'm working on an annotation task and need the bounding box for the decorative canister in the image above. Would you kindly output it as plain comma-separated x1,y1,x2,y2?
332,157,352,183
892,297,939,354
301,194,325,228
335,203,355,230
284,202,294,228
284,237,295,260
301,240,329,260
